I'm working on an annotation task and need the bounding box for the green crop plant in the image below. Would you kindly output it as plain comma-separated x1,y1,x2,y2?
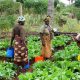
0,51,6,57
18,61,80,80
0,62,17,80
54,42,80,61
27,36,41,59
0,39,9,49
52,35,72,48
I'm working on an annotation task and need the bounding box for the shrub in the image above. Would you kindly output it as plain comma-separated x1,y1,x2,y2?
73,7,80,20
24,0,48,14
0,0,20,15
75,0,80,7
0,15,16,31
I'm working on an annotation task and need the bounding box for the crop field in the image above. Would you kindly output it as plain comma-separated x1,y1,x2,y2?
0,35,80,80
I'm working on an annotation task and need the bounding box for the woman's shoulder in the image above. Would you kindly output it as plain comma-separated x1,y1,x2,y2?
14,24,19,28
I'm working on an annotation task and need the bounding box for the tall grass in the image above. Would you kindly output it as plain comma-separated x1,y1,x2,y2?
24,13,46,32
59,18,80,33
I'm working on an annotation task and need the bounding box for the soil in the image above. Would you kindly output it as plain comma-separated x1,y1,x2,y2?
0,48,6,50
66,40,71,45
0,56,14,62
54,46,64,52
0,32,39,39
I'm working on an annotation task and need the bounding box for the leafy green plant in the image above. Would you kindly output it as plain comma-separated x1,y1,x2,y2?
0,51,6,56
54,42,80,60
52,35,72,48
0,39,9,49
18,61,80,80
27,36,41,59
0,62,17,80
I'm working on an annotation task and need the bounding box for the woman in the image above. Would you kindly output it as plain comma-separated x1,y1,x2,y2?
40,16,53,59
10,16,28,68
74,33,80,47
74,34,80,61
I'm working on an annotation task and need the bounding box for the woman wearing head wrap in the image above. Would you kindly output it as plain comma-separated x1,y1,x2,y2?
40,16,53,59
10,16,28,69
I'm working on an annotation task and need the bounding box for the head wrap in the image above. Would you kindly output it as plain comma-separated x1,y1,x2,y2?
44,15,51,22
17,16,25,22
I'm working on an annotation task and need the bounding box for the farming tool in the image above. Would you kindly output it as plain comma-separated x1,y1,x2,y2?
54,32,78,36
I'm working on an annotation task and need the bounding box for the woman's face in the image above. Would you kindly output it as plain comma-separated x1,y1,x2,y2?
45,21,49,25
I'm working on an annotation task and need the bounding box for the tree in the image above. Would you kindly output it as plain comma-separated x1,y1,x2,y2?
16,0,23,16
47,0,54,26
54,0,59,8
75,0,80,7
16,0,24,3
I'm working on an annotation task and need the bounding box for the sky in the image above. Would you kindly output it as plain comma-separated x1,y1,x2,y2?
59,0,71,5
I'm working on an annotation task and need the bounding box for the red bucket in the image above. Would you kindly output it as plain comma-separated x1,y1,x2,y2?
35,56,44,62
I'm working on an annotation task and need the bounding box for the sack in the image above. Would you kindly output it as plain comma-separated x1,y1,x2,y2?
6,47,14,58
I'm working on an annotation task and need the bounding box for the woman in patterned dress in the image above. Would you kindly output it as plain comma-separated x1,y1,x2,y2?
10,16,28,68
40,16,53,59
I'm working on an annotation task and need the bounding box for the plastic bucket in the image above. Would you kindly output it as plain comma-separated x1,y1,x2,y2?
6,47,14,58
35,56,44,62
24,61,30,69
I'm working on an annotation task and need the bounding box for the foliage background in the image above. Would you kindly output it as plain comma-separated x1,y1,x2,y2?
0,0,80,32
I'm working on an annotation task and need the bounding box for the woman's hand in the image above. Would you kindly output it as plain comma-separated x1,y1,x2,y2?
42,43,45,46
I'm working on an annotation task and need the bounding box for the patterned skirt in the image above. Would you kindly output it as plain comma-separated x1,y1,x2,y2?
14,35,28,67
41,34,52,58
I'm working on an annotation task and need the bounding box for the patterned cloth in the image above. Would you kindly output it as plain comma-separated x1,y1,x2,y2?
41,34,52,58
14,35,28,67
40,25,52,58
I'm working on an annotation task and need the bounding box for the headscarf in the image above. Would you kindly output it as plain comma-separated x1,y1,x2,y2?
44,15,51,22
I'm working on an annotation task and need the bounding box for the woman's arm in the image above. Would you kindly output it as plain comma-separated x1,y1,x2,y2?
50,27,54,40
40,33,45,46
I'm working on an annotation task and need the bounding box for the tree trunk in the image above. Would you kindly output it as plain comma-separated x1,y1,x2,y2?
19,3,23,16
47,0,54,26
13,0,23,16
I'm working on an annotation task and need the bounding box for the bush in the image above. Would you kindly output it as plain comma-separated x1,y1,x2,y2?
73,7,80,20
16,0,24,3
75,0,80,7
0,0,20,15
24,0,48,14
59,18,80,32
0,15,16,31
